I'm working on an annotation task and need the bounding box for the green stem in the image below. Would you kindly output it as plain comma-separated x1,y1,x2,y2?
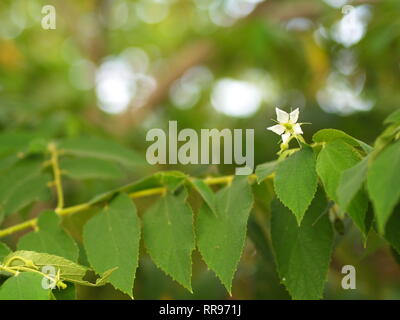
48,143,64,211
0,174,256,238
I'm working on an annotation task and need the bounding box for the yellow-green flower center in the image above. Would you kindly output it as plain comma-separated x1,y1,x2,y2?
283,123,293,131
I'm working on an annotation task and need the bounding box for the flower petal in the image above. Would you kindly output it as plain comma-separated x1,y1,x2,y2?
293,123,303,135
267,124,285,135
282,132,291,144
289,108,299,123
276,108,289,123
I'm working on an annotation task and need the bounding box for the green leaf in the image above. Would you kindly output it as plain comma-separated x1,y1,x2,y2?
196,175,254,294
191,179,216,214
271,189,334,300
367,140,400,233
18,210,79,262
60,157,123,180
143,190,195,292
274,146,318,224
0,242,12,262
317,140,369,235
59,137,147,169
313,129,372,153
384,109,400,125
0,161,51,222
3,250,88,283
0,132,37,156
255,160,278,183
0,272,50,300
83,193,140,297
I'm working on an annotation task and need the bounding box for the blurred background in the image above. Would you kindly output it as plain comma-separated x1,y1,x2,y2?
0,0,400,299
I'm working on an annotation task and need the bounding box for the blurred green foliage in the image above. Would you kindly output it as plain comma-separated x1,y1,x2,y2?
0,0,400,299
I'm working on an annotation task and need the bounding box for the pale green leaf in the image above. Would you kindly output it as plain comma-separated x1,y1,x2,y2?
274,146,318,224
143,190,195,292
0,272,50,300
367,140,400,233
83,193,140,297
196,175,254,294
271,189,334,300
18,210,79,262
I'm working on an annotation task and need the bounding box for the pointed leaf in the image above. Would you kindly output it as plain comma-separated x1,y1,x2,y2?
271,189,334,300
196,175,254,293
83,193,140,297
143,190,195,292
274,146,318,224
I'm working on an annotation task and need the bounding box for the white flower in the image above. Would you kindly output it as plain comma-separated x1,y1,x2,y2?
267,107,303,144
